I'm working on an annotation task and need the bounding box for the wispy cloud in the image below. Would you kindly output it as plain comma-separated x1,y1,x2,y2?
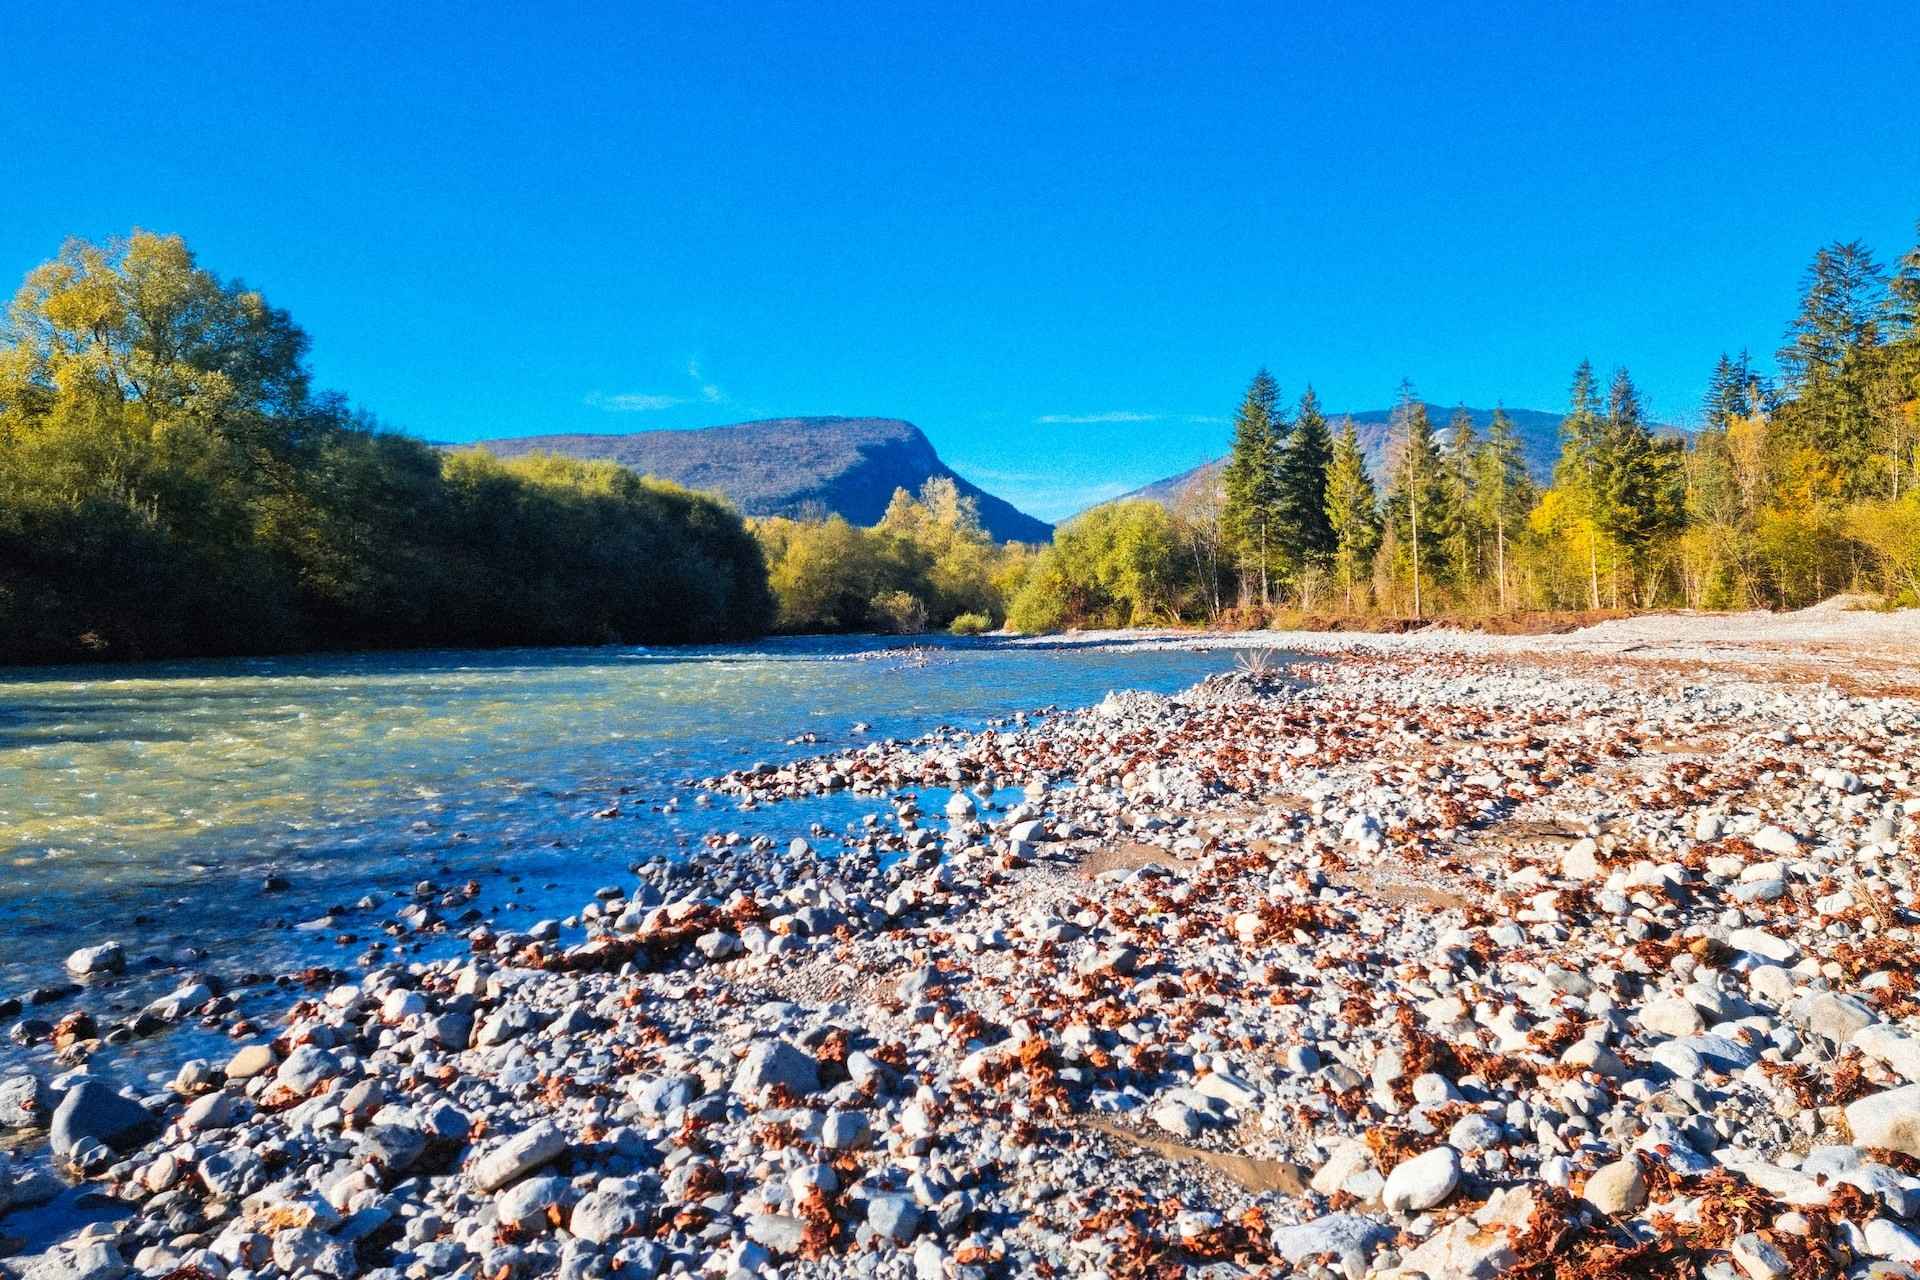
585,358,728,414
1036,410,1160,425
586,391,685,412
688,359,725,404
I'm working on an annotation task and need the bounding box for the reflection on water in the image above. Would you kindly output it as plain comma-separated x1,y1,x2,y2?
0,635,1231,1073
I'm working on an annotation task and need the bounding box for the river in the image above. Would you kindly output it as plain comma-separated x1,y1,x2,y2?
0,635,1232,1080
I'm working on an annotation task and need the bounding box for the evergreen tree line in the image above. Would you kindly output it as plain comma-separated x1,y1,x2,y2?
0,233,774,664
1175,220,1920,619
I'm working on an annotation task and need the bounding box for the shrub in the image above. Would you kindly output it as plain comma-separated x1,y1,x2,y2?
948,611,992,635
868,590,928,634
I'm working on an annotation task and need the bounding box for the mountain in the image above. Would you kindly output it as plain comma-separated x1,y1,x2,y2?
1101,404,1582,515
473,417,1053,544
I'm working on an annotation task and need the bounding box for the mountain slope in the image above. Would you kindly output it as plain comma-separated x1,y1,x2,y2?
473,417,1053,544
1105,404,1573,514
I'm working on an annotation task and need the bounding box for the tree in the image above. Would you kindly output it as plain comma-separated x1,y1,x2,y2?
1595,367,1686,603
1553,359,1609,608
1471,406,1533,608
1383,380,1446,617
1777,240,1887,497
1323,416,1380,610
1440,404,1479,587
1219,368,1286,606
1274,386,1336,574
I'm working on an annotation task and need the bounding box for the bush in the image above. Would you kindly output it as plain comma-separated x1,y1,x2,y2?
947,611,992,635
868,590,928,634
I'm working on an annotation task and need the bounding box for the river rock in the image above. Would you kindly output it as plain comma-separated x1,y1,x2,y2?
275,1044,340,1094
225,1043,277,1079
469,1122,567,1190
1846,1086,1920,1158
1585,1156,1647,1214
1268,1214,1393,1267
570,1178,652,1244
0,1073,51,1128
64,942,124,977
732,1038,819,1098
1382,1144,1461,1213
48,1084,157,1161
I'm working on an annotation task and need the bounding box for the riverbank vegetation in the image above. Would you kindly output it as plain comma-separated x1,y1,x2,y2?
9,221,1919,661
0,233,772,663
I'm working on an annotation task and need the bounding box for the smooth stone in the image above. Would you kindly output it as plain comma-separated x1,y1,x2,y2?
1381,1144,1461,1214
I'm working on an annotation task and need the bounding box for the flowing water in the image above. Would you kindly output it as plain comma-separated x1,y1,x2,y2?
0,635,1233,1079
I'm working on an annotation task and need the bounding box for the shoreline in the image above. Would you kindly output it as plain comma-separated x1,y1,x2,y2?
5,633,1920,1278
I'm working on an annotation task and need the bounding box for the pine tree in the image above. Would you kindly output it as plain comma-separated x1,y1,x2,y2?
1275,385,1336,574
1777,241,1887,497
1220,368,1286,606
1471,405,1533,609
1384,380,1446,618
1441,404,1479,587
1889,219,1920,340
1705,353,1738,430
1555,359,1608,608
1596,367,1685,603
1323,416,1380,610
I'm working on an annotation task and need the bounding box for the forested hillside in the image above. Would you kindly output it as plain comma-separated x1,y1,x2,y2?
996,222,1920,627
478,418,1052,544
0,234,773,663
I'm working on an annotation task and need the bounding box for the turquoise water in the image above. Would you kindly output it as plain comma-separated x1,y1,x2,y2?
0,635,1231,1071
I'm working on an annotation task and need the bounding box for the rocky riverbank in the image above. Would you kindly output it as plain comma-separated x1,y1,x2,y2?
6,638,1920,1279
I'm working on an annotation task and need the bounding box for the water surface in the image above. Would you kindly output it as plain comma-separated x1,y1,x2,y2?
0,635,1231,1076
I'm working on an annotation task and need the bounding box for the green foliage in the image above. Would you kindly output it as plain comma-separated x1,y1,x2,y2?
1275,386,1336,569
1383,383,1449,613
0,232,772,662
947,611,993,636
1220,368,1287,601
1007,501,1192,631
1323,416,1380,607
752,477,1012,634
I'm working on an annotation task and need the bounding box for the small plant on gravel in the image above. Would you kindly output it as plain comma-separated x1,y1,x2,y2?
1232,648,1277,679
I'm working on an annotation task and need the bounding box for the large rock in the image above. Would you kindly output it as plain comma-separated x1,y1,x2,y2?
274,1044,341,1094
0,1074,52,1129
1855,1024,1920,1083
1729,927,1799,965
1585,1157,1647,1214
9,1239,129,1280
1846,1086,1920,1158
570,1179,652,1244
732,1039,819,1099
48,1083,157,1161
1794,991,1877,1045
64,943,125,977
1268,1214,1393,1268
1639,996,1705,1039
469,1123,567,1191
1382,1144,1461,1213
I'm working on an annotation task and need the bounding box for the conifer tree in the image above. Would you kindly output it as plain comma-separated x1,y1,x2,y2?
1441,404,1479,586
1596,367,1685,602
1220,368,1286,606
1471,406,1532,608
1275,385,1336,573
1778,241,1887,496
1323,416,1379,611
1705,353,1739,430
1384,380,1446,618
1555,359,1608,608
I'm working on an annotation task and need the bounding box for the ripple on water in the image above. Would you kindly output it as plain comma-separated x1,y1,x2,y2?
0,634,1237,1077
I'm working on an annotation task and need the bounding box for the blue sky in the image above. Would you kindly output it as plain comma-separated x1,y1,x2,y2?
5,3,1917,520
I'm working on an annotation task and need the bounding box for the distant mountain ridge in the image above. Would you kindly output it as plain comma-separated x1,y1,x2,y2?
474,417,1053,544
1108,403,1600,514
